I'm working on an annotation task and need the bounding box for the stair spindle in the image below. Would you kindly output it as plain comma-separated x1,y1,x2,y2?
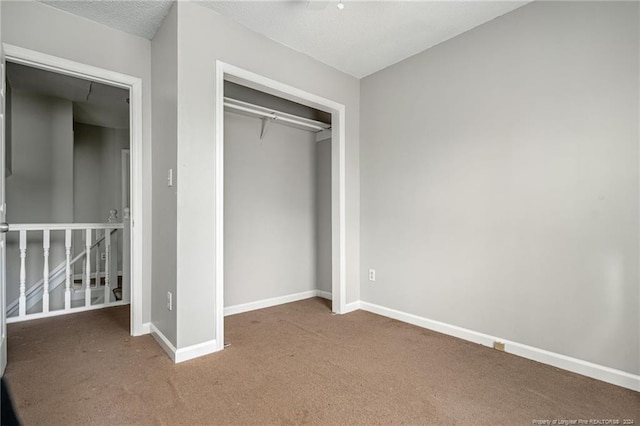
104,228,111,304
85,229,92,307
95,230,100,292
65,229,72,310
42,230,50,314
18,230,27,317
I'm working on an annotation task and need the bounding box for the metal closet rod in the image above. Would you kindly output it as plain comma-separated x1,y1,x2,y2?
223,97,331,133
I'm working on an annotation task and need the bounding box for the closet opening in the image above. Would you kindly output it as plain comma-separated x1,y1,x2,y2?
215,62,346,348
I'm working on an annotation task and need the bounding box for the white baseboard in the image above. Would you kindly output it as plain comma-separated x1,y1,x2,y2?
224,290,318,316
150,324,176,361
150,323,220,363
343,301,361,313
315,291,361,314
138,322,151,335
316,290,332,300
359,301,640,392
175,339,219,363
223,290,366,317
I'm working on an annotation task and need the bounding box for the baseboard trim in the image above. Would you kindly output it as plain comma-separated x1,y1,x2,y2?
150,324,176,362
224,290,318,316
175,339,219,363
316,290,332,300
138,322,151,335
150,324,220,363
343,300,361,313
359,301,640,392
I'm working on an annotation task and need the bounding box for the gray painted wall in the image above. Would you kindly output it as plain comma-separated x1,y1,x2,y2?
2,0,154,326
173,1,360,349
7,91,73,224
360,1,639,374
5,90,73,306
316,139,331,294
74,123,129,223
150,2,177,344
224,113,317,306
73,122,128,274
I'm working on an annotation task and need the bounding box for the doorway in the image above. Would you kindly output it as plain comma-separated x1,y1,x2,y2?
215,61,347,348
0,45,144,338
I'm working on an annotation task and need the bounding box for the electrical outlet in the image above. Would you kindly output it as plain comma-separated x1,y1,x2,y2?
167,169,173,187
167,291,173,311
100,252,106,261
368,269,376,282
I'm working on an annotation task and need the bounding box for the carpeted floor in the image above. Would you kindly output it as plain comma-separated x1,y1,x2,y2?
3,298,639,425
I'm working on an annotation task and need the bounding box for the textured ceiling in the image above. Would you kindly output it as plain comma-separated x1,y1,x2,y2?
198,1,530,78
41,0,173,40
39,0,530,78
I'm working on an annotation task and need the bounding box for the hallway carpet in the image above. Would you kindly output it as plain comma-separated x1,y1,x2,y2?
4,298,639,425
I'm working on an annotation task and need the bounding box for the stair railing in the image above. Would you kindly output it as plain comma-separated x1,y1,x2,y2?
6,221,125,322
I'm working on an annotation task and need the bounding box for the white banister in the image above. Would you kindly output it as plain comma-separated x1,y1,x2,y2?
65,229,72,310
104,229,111,303
42,230,50,314
123,208,131,304
7,221,127,323
9,223,123,231
19,230,27,317
85,228,92,307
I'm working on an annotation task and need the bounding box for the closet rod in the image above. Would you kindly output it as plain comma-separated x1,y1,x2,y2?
224,97,331,133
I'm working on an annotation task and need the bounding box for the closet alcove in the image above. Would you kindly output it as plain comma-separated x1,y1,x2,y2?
223,81,332,313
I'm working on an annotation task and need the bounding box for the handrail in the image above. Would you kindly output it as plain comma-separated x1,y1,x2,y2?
9,223,124,231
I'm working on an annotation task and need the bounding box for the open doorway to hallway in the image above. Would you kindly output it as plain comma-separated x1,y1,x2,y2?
4,62,132,322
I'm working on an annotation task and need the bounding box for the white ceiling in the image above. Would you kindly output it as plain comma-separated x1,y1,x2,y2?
40,0,530,78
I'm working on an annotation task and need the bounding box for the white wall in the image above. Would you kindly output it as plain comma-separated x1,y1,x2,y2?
224,113,317,306
150,3,177,344
173,2,360,349
5,90,73,305
2,0,154,326
360,1,639,375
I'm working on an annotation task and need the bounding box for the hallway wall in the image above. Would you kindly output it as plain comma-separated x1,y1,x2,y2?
5,90,73,305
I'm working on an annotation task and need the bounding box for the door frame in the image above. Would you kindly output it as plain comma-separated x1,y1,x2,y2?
3,44,145,336
215,61,347,348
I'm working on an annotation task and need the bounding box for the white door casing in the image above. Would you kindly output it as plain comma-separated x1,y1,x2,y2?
2,44,145,337
0,10,8,375
215,61,347,352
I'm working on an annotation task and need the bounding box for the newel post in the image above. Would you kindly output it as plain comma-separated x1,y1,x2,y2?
106,210,118,304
